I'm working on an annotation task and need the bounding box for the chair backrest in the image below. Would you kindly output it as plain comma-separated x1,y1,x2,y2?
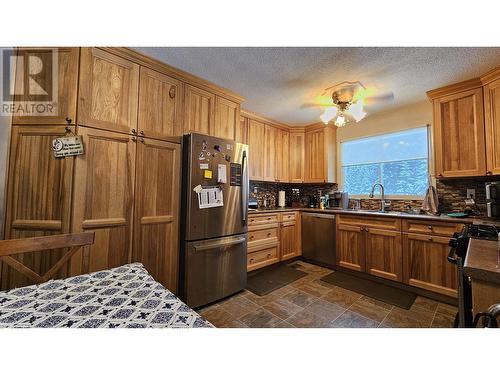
0,232,95,285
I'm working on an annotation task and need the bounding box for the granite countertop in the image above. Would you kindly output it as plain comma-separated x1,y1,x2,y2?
464,238,500,285
248,206,474,223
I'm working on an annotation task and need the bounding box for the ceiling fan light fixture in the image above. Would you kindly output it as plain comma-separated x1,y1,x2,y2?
320,107,337,124
334,113,346,127
348,100,366,122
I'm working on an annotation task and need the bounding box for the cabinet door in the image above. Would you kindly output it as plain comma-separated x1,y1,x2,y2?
433,88,486,177
336,224,365,272
289,131,305,183
78,48,139,134
12,48,79,125
1,125,74,290
184,85,215,135
305,129,325,182
214,96,239,140
133,138,180,293
484,78,500,175
280,221,299,260
70,127,135,275
403,233,457,297
236,115,249,144
138,67,183,140
278,130,290,182
264,124,279,182
248,119,265,180
365,228,402,282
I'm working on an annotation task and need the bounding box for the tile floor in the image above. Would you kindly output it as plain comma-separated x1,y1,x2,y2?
197,260,458,328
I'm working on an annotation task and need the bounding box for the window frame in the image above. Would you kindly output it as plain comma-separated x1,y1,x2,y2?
338,125,431,200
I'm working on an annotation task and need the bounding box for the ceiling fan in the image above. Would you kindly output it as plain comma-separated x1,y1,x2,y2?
303,81,394,127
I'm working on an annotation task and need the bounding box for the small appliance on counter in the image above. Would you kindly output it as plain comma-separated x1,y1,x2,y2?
291,188,302,208
327,191,349,209
278,190,286,207
486,182,500,218
308,195,318,208
248,198,258,210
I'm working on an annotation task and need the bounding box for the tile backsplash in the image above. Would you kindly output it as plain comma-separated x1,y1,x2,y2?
250,177,498,216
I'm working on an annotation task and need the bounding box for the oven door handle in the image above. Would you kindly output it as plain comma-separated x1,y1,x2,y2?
447,246,458,265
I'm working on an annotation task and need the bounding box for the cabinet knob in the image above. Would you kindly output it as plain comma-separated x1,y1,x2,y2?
131,129,137,134
486,171,493,175
428,226,433,230
267,232,271,236
140,131,144,136
267,254,271,258
250,258,254,263
131,137,137,142
438,174,443,177
169,87,176,99
140,138,144,143
428,237,434,242
65,117,72,124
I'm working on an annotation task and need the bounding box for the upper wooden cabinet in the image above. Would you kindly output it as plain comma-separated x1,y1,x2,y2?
184,85,215,135
431,87,486,178
289,130,305,183
133,138,181,293
78,48,139,134
483,73,500,175
278,130,290,182
138,67,183,140
214,96,239,140
12,48,79,125
304,125,336,183
236,115,249,144
264,124,280,182
70,126,136,275
248,119,265,180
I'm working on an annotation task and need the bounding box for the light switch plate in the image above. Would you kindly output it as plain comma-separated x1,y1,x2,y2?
466,188,476,199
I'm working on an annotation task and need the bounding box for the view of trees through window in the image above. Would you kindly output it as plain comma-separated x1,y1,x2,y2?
341,127,429,196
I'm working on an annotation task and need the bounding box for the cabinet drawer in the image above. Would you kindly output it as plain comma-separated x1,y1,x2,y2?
403,219,463,237
248,227,279,246
337,214,401,230
281,212,298,222
248,213,279,228
247,245,279,272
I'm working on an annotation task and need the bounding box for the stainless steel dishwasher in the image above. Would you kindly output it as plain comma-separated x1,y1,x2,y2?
301,213,336,268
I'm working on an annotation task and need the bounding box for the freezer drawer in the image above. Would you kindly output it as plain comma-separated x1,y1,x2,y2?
183,234,247,308
301,213,336,267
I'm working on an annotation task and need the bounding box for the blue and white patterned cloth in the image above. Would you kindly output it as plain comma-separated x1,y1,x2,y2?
0,263,213,328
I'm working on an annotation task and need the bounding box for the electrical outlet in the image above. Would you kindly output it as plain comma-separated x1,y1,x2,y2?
466,188,476,199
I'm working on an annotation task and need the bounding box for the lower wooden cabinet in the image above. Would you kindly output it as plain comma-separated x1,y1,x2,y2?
132,138,181,293
336,224,365,272
365,228,402,282
247,211,301,271
403,233,457,297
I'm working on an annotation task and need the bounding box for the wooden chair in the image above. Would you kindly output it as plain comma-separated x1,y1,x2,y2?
0,233,95,285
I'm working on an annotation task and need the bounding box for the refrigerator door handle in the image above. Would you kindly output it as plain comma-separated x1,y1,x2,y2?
193,237,246,252
241,149,248,223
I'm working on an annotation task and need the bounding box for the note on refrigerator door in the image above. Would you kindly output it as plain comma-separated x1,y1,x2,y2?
217,164,227,184
197,187,224,209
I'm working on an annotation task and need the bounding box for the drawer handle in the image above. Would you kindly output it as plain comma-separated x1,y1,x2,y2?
267,232,271,236
428,237,434,242
428,226,433,230
267,254,271,258
250,236,254,240
267,217,271,220
250,258,254,263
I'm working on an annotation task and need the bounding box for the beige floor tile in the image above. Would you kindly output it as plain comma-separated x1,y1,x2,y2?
431,312,455,328
239,308,284,328
201,307,240,327
273,320,295,328
219,298,260,319
380,307,434,328
436,302,458,318
294,282,331,297
330,310,379,328
322,288,361,309
286,310,333,328
303,299,346,321
281,289,318,308
217,320,249,328
262,298,305,320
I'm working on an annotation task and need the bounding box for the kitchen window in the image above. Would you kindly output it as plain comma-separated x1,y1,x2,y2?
340,127,429,198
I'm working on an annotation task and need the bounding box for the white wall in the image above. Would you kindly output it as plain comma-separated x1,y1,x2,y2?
336,100,432,142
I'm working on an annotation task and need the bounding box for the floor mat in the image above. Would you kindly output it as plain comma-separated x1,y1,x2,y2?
321,271,416,309
247,264,307,296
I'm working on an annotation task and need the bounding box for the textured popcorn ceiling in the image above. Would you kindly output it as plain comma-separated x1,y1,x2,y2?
135,47,500,126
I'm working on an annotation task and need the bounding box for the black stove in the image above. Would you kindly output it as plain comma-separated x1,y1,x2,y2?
466,224,500,240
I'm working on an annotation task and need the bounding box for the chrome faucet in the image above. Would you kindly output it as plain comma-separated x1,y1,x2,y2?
369,183,390,212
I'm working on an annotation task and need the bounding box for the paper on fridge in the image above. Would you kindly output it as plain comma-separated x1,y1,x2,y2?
197,187,224,209
217,164,227,184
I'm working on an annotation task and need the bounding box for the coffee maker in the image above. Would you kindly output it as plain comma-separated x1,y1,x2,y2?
486,182,500,218
327,191,349,209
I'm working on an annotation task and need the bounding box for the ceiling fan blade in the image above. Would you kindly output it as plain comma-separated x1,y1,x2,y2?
300,102,335,109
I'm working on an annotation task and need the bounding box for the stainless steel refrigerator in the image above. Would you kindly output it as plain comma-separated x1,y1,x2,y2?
179,133,248,308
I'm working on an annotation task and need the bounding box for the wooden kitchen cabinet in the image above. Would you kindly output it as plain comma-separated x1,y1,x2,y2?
248,118,265,180
264,124,280,182
289,130,305,183
78,48,139,134
1,125,75,290
483,73,500,175
403,233,457,297
132,138,181,293
280,212,301,260
336,224,365,272
365,228,402,282
70,127,135,275
236,115,249,144
278,130,290,182
214,96,239,140
304,125,336,183
12,47,80,126
183,84,215,135
138,67,183,140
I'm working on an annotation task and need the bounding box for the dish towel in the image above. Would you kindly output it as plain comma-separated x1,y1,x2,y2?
422,176,439,215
